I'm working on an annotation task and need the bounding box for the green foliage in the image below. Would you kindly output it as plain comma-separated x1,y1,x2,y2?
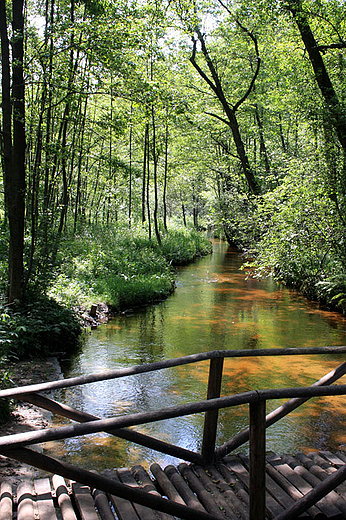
0,307,14,422
0,294,82,360
160,226,212,264
48,224,211,311
242,166,346,310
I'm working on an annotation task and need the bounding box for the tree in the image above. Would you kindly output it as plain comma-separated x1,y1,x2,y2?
0,0,26,303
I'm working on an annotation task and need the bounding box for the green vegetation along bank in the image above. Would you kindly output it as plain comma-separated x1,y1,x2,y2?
0,225,211,361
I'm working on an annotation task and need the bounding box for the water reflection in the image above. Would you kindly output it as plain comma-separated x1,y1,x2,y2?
51,240,346,471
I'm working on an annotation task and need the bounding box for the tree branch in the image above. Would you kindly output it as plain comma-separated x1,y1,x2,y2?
205,111,231,126
189,36,218,94
233,19,261,112
315,43,346,51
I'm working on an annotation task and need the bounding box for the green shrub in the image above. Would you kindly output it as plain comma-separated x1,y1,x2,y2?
48,223,211,311
2,294,82,359
160,226,212,264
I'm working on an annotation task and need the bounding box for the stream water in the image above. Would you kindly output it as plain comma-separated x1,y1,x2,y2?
50,240,346,471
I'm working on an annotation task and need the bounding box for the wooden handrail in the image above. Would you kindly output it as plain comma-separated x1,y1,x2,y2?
216,361,346,459
1,345,345,398
0,348,344,520
0,384,345,449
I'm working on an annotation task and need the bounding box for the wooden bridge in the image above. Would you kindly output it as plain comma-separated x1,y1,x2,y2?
0,346,345,520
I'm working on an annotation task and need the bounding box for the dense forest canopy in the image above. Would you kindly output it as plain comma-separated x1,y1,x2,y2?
1,0,346,316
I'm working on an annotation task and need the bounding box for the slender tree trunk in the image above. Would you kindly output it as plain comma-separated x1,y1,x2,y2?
190,28,261,195
128,103,133,228
142,123,149,223
146,126,152,240
163,114,169,232
74,79,89,234
0,0,12,216
151,107,161,244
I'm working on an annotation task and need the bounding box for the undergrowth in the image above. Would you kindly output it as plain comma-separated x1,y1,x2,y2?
49,224,211,310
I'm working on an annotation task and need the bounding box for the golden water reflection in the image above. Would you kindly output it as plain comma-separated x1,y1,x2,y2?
50,241,346,472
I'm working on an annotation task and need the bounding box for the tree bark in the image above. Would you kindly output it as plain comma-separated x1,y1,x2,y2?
190,28,261,195
287,0,346,155
151,107,161,244
1,0,26,302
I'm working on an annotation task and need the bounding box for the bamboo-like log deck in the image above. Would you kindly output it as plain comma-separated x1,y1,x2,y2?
1,450,345,520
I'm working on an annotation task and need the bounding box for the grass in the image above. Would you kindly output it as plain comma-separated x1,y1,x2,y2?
49,224,212,311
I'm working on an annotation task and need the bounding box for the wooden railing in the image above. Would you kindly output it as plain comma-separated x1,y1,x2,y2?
0,346,345,520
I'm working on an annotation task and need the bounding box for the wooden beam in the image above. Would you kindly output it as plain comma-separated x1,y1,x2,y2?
249,400,266,520
23,393,203,465
202,357,224,464
1,346,345,399
274,464,346,520
216,361,346,458
1,447,217,520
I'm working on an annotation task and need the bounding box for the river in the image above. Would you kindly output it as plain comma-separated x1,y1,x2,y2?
50,240,346,471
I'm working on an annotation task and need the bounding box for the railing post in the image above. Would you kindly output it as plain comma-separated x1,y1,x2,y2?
249,399,266,520
201,356,224,464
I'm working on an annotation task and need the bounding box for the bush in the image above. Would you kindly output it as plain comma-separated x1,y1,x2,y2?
160,226,212,265
1,294,82,359
48,224,211,311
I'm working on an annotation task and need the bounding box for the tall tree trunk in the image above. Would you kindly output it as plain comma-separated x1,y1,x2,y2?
163,114,169,232
0,0,12,217
128,103,133,228
190,28,261,195
1,0,26,302
146,126,152,240
287,0,346,155
74,79,89,234
151,107,161,245
142,123,149,223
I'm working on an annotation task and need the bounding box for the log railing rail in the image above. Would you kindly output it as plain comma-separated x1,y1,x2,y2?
0,346,345,520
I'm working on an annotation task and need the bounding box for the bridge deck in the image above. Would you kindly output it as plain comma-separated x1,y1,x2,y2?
1,450,345,520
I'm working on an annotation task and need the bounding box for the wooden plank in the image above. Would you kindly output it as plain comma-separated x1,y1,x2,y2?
335,452,346,463
216,462,250,509
0,482,13,520
308,453,333,470
3,346,345,399
202,357,224,464
104,471,140,520
296,457,346,507
283,457,344,518
17,480,35,520
177,463,224,519
249,400,266,520
34,478,58,520
318,451,345,468
164,465,206,512
238,454,306,517
274,462,342,519
72,482,99,520
206,465,249,520
266,462,322,519
52,475,77,520
224,456,284,519
131,465,173,520
150,463,186,505
92,489,116,520
274,464,346,520
117,468,155,520
192,465,239,520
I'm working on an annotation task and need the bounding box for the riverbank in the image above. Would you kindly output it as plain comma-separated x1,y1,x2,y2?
0,358,62,484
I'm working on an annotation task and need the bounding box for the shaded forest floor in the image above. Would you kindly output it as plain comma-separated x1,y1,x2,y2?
0,358,62,484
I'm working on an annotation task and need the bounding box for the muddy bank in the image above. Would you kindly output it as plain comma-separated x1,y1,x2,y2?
0,357,62,484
